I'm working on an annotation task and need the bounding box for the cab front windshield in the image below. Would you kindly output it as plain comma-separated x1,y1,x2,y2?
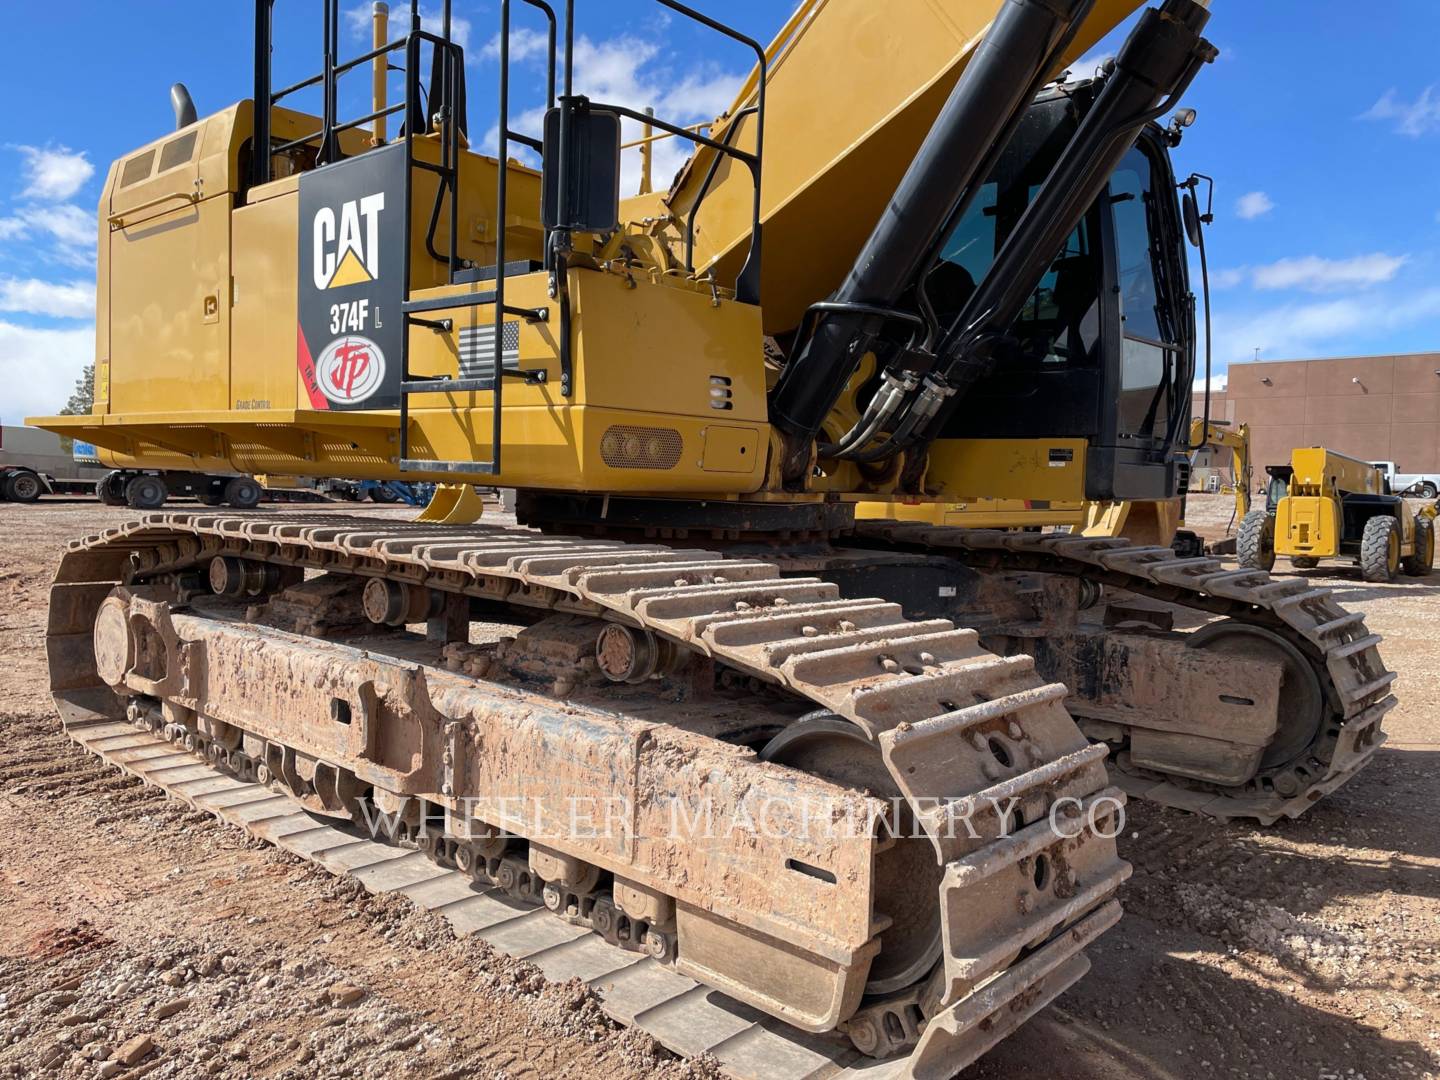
925,111,1101,371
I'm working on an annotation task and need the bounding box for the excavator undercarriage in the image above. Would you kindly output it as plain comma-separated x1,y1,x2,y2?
58,513,1133,1076
51,508,1393,1075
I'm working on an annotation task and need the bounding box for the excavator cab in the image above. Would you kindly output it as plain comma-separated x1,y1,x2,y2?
928,84,1196,504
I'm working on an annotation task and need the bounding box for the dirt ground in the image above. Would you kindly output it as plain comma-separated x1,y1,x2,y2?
1,494,1436,1080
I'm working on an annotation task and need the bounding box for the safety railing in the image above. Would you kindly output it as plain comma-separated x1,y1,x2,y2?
250,0,767,479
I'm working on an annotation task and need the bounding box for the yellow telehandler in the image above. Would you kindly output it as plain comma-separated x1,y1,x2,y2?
1239,447,1434,582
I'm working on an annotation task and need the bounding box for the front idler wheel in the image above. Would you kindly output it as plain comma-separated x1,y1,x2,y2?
760,714,942,997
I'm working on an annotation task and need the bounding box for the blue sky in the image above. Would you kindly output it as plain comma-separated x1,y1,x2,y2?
2,0,1438,424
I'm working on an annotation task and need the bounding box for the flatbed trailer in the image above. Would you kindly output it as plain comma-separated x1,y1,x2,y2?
0,426,109,502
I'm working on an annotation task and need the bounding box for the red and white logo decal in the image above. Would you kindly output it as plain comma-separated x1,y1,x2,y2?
316,335,385,405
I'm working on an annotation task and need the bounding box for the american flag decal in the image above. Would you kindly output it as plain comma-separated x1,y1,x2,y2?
458,321,521,382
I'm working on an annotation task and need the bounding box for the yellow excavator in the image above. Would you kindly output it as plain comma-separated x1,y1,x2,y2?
32,1,1396,1074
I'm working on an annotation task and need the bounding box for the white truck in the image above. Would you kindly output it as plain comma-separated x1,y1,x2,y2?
1371,461,1440,499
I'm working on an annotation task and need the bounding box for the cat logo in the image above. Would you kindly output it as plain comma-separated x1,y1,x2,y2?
312,193,385,290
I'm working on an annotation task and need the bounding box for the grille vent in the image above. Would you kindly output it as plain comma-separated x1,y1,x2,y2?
159,131,198,172
120,150,155,188
600,426,683,470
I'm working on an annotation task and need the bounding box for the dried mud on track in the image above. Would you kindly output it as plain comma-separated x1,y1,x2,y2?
2,496,1438,1080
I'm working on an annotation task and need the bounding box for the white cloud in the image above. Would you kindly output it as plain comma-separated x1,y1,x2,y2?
479,32,745,196
1193,371,1228,394
0,278,94,319
1234,191,1274,220
1364,86,1440,137
480,27,551,64
664,70,745,122
1209,267,1247,290
34,204,94,250
0,204,96,267
570,36,743,194
1209,254,1408,293
1250,253,1407,292
0,320,93,426
14,145,94,202
1208,287,1440,367
1067,50,1114,80
344,4,471,54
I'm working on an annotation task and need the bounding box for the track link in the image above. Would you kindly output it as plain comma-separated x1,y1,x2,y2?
854,522,1397,823
48,512,1131,1080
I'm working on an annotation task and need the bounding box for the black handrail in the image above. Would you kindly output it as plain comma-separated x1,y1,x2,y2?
682,104,756,273
652,0,766,304
251,0,770,478
252,0,421,186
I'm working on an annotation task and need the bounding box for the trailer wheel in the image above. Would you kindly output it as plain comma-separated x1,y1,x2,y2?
5,470,43,503
368,484,401,503
224,477,263,509
124,474,168,510
1403,517,1434,577
1170,529,1204,559
1360,515,1401,583
1236,511,1275,571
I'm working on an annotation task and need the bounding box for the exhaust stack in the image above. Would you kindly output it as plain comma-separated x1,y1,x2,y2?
170,83,197,130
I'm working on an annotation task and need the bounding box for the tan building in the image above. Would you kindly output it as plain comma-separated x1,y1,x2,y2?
1191,352,1440,490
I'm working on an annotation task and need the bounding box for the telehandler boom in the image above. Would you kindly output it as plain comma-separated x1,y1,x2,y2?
32,1,1395,1074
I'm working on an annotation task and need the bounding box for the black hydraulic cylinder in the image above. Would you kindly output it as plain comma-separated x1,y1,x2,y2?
768,0,1094,440
932,0,1215,415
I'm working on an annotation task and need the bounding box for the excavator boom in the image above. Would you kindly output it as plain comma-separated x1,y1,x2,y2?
649,0,1148,333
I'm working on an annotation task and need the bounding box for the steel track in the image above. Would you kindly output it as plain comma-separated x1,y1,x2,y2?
855,522,1397,823
48,512,1131,1079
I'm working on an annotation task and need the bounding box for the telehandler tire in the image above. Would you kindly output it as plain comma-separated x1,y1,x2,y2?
1360,515,1401,583
1403,517,1435,577
1236,510,1275,571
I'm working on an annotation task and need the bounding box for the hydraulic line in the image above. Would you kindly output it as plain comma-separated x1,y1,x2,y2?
769,0,1096,443
828,0,1215,468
